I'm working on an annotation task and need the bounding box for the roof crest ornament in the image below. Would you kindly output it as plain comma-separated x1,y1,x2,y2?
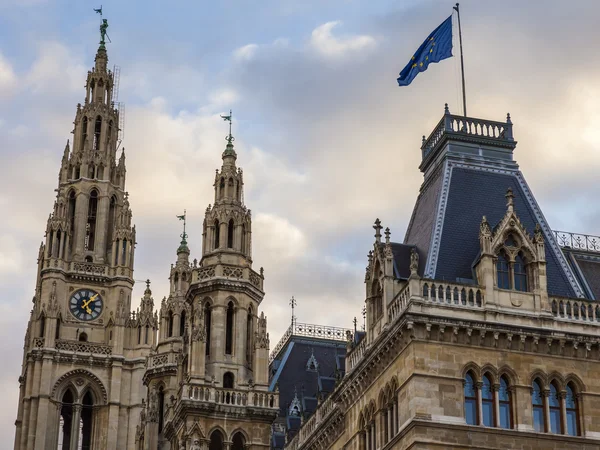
220,110,234,145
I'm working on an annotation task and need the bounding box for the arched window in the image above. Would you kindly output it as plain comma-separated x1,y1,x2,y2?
80,391,94,449
204,303,211,356
241,224,246,254
223,372,234,389
121,239,127,266
246,306,253,366
514,252,528,292
219,177,225,198
58,389,74,449
56,230,62,258
158,385,165,434
79,332,88,342
231,432,245,450
39,315,46,338
532,379,545,432
47,231,54,258
180,310,186,337
566,383,579,436
167,311,174,338
497,250,510,289
227,219,234,249
549,382,561,433
225,301,234,355
107,196,116,258
498,376,512,429
209,430,224,450
80,117,88,150
464,372,477,425
481,374,494,427
86,190,98,251
93,116,102,151
214,219,220,250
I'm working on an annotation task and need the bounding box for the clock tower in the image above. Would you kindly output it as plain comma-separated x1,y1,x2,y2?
13,35,157,450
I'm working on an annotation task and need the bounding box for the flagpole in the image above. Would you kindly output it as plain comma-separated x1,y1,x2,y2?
453,3,467,117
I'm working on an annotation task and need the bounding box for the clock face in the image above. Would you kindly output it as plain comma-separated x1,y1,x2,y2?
69,289,103,321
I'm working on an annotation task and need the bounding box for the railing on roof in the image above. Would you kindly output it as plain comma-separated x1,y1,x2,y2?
269,322,351,363
551,297,600,323
287,396,338,450
553,230,600,253
421,105,514,160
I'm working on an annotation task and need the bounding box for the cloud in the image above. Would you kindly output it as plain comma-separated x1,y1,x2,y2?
0,53,17,97
309,21,376,59
234,44,259,61
25,42,86,94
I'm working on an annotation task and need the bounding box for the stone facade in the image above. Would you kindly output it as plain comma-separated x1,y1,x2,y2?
285,109,600,450
14,39,277,450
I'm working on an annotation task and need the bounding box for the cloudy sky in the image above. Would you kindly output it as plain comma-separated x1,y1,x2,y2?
1,0,600,443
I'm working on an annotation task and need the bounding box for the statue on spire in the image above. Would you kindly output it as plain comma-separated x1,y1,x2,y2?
99,19,110,48
177,210,188,247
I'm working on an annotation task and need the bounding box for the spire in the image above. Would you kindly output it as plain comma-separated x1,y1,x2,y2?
62,140,70,162
176,210,189,254
220,110,237,162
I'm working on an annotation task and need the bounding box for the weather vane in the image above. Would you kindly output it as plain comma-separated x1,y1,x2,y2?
94,6,111,48
177,210,187,243
220,110,234,144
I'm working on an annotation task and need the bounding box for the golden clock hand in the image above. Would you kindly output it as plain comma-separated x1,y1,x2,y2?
85,306,93,314
82,294,98,310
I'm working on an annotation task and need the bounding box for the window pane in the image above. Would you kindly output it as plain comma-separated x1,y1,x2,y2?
465,399,477,425
499,378,509,402
567,410,578,436
549,384,560,407
533,406,544,432
482,375,493,400
499,403,511,429
566,386,576,409
532,381,543,406
497,252,511,289
482,400,494,427
464,374,476,398
550,408,561,434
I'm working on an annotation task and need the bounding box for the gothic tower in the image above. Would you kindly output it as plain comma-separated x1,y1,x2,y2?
13,36,156,450
140,126,279,450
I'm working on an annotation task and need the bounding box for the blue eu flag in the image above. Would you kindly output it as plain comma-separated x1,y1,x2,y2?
397,16,453,86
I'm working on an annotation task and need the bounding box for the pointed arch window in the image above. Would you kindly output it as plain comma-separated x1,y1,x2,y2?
223,371,234,389
214,219,220,250
80,117,88,150
107,196,116,257
93,116,102,151
497,250,510,289
464,372,477,425
532,379,545,432
204,303,212,356
499,376,512,429
246,306,253,367
209,430,224,450
86,190,98,251
227,219,234,249
158,385,165,434
225,301,234,355
549,382,561,433
167,311,174,338
58,389,74,449
39,315,46,338
566,383,579,436
481,374,494,427
219,177,225,198
56,230,62,258
80,391,94,449
180,310,186,337
514,252,528,292
68,191,76,254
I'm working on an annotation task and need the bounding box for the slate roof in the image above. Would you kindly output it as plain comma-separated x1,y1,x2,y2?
269,336,347,448
391,243,417,279
563,249,600,300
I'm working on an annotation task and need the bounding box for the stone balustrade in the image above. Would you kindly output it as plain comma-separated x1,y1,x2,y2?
192,264,263,290
270,322,351,362
346,334,367,372
421,280,484,307
55,339,112,355
182,384,278,409
146,352,176,368
551,297,600,323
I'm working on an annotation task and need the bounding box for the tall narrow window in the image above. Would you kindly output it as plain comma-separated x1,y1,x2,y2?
167,311,174,338
241,224,246,254
47,231,54,258
80,391,94,450
549,382,561,433
158,386,165,434
464,372,477,425
482,374,494,427
138,326,142,344
86,190,98,251
39,315,46,338
498,376,512,429
225,301,234,355
93,116,102,151
227,219,234,249
56,230,62,258
59,389,74,450
180,310,186,337
236,182,240,201
214,219,220,250
246,307,253,366
68,191,76,256
107,120,113,148
219,177,225,198
497,251,510,289
107,196,116,258
204,303,211,356
514,253,528,292
121,239,127,266
55,319,60,340
223,372,234,389
145,325,149,344
565,383,578,436
80,117,88,150
532,379,545,432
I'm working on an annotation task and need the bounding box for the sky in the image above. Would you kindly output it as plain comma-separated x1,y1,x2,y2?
1,0,600,444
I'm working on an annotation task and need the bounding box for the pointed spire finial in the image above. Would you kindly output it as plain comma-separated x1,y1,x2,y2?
506,112,512,124
444,103,450,114
220,110,237,159
505,187,514,212
373,218,382,243
144,279,151,295
289,296,297,327
384,227,391,244
176,210,189,252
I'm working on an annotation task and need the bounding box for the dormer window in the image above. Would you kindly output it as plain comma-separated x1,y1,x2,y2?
306,350,318,372
495,234,529,292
